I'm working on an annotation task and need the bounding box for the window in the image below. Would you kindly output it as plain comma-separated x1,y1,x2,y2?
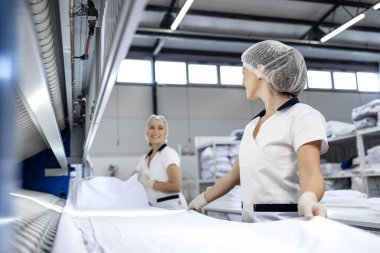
307,70,332,89
188,64,218,84
155,61,187,85
117,59,151,83
333,72,357,90
220,66,242,85
357,72,380,92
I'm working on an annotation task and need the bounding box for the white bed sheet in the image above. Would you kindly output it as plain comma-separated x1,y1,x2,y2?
69,175,150,210
53,177,380,253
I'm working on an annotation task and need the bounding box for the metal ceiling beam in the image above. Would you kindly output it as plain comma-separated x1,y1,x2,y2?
132,45,241,58
135,27,380,54
289,0,373,9
130,46,379,69
145,4,380,33
152,0,177,56
300,0,346,39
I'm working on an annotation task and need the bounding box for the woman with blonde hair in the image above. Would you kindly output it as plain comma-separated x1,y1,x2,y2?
136,114,188,210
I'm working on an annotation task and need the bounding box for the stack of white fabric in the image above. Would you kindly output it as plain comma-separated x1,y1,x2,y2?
200,146,232,179
367,197,380,211
321,190,368,207
363,146,380,177
367,145,380,165
320,163,341,175
352,99,380,129
325,121,355,139
321,189,380,211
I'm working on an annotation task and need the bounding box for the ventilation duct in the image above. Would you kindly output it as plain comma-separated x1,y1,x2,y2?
16,0,68,169
29,0,65,129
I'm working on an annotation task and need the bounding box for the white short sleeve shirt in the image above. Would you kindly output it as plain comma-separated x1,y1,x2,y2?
239,98,328,222
135,145,187,209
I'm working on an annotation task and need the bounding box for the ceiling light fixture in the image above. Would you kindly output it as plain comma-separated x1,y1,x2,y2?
373,2,380,10
170,0,194,31
320,14,365,43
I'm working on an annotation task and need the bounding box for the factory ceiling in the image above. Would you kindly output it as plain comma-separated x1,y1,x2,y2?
131,0,380,69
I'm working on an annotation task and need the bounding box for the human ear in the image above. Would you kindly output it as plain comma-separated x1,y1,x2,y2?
257,64,268,75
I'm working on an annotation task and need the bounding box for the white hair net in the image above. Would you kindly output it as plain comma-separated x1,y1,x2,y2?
145,114,169,144
241,40,307,97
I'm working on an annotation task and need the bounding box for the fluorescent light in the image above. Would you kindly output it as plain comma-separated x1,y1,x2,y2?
374,2,380,10
170,0,194,31
320,13,365,42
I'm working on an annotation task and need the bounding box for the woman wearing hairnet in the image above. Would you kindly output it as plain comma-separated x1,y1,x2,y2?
136,114,188,210
189,40,329,222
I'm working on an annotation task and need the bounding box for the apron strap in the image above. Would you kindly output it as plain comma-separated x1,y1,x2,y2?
254,204,298,212
242,202,298,212
157,194,179,203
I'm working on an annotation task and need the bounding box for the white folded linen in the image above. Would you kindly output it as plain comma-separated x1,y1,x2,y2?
326,120,355,139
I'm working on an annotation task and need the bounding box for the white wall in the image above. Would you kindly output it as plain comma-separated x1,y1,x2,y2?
90,85,380,158
90,85,153,156
90,85,264,156
90,156,141,180
89,154,197,180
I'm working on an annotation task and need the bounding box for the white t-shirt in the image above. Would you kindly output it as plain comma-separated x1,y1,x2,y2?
239,99,328,222
136,145,188,210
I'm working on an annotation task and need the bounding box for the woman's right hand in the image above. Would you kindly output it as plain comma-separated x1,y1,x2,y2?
138,173,154,188
188,192,208,212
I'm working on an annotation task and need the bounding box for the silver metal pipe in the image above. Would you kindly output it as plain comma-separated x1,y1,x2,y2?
70,0,75,114
29,0,65,129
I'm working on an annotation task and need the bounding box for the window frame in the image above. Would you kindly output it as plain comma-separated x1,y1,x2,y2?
115,58,380,93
